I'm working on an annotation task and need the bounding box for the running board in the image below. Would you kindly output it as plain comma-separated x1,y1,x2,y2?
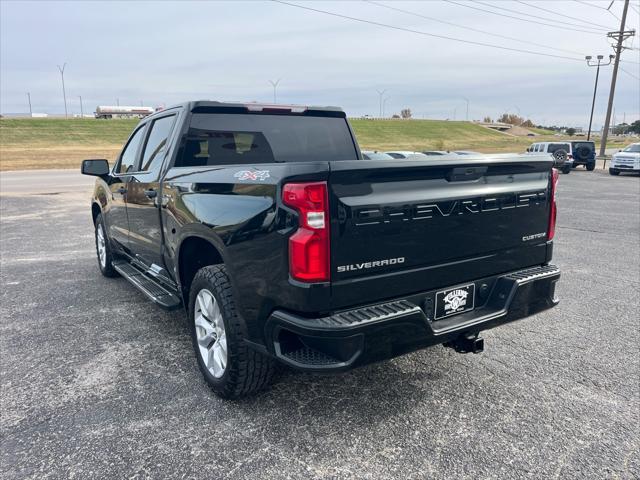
112,260,182,310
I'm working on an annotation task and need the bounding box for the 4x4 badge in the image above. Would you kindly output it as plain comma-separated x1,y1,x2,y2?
234,170,270,181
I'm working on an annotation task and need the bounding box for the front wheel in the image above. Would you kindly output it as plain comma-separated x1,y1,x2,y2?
189,265,275,399
609,168,620,176
586,162,596,171
95,213,118,277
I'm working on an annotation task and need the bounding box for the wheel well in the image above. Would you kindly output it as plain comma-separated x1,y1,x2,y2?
178,237,224,296
91,203,101,225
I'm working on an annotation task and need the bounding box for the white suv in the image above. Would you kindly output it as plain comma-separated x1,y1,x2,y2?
526,142,573,174
609,143,640,175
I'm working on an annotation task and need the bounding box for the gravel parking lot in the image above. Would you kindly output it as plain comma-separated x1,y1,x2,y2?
1,169,638,479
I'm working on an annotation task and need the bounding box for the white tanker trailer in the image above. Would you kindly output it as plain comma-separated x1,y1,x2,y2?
95,106,155,119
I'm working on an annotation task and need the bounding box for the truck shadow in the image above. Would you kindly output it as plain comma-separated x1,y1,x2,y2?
230,347,453,428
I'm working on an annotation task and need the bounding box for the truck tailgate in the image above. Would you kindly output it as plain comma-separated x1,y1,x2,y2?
328,157,554,309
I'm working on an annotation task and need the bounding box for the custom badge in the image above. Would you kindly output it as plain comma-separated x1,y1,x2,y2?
233,170,270,181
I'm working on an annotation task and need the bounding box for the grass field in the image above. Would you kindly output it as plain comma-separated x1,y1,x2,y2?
0,117,632,170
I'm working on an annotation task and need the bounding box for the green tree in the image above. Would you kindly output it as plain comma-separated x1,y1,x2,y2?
566,128,576,136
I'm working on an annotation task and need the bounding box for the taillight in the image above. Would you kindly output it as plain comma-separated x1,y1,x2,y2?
282,182,330,282
548,168,559,240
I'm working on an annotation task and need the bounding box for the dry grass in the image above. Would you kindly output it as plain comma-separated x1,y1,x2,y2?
0,145,122,170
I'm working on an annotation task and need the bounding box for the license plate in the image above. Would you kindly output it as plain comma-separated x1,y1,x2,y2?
435,284,475,319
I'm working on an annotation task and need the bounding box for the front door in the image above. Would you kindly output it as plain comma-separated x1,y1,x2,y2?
125,113,178,275
107,124,147,252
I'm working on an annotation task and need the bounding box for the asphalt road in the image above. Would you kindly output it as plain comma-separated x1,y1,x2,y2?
1,169,639,479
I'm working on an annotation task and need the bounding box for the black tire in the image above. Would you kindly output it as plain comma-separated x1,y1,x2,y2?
571,163,578,168
561,165,571,174
586,162,596,171
189,265,275,399
95,213,118,277
609,168,620,176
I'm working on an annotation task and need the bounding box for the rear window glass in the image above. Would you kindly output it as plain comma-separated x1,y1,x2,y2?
571,142,595,151
548,143,570,153
175,113,357,166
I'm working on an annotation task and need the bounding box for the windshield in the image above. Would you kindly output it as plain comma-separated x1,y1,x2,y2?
623,144,640,153
176,113,358,166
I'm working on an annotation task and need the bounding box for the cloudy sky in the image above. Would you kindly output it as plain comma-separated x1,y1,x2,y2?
1,0,639,127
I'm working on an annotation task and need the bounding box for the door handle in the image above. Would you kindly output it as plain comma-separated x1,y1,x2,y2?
144,189,158,199
117,186,127,194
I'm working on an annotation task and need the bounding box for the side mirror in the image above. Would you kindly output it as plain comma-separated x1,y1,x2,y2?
81,159,110,176
526,148,530,152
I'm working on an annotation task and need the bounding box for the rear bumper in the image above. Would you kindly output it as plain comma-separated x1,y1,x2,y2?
264,264,560,371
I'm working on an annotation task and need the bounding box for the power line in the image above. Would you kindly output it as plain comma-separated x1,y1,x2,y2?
273,1,585,61
365,0,587,56
515,0,617,30
573,0,621,21
445,0,607,35
619,65,640,79
473,0,611,32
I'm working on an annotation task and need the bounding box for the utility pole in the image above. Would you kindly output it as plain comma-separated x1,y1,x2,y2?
116,98,120,106
268,79,281,103
79,96,83,117
27,92,32,116
57,63,68,118
462,97,469,121
376,89,387,118
585,55,614,140
599,0,634,158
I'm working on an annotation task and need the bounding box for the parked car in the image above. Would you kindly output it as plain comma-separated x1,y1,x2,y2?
453,150,484,156
385,151,427,159
81,100,561,398
570,141,596,170
422,150,450,156
526,142,573,174
362,150,394,160
609,143,640,175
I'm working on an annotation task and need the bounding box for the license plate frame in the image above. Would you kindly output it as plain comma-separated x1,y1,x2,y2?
434,283,475,320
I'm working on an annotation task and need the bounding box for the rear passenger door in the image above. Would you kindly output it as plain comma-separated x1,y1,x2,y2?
126,113,178,274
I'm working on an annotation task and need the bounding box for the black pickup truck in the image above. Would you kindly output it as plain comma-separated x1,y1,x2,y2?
82,101,561,398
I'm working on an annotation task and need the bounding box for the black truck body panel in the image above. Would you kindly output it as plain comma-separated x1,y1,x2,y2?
86,100,560,372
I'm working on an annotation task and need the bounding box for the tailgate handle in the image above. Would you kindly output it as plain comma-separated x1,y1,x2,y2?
447,166,487,182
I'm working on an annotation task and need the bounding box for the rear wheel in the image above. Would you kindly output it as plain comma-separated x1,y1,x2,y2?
586,162,596,171
561,165,571,174
95,213,118,277
609,168,620,176
188,265,275,398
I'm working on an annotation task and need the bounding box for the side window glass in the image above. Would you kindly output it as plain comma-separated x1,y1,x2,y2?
117,126,146,174
140,115,177,173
